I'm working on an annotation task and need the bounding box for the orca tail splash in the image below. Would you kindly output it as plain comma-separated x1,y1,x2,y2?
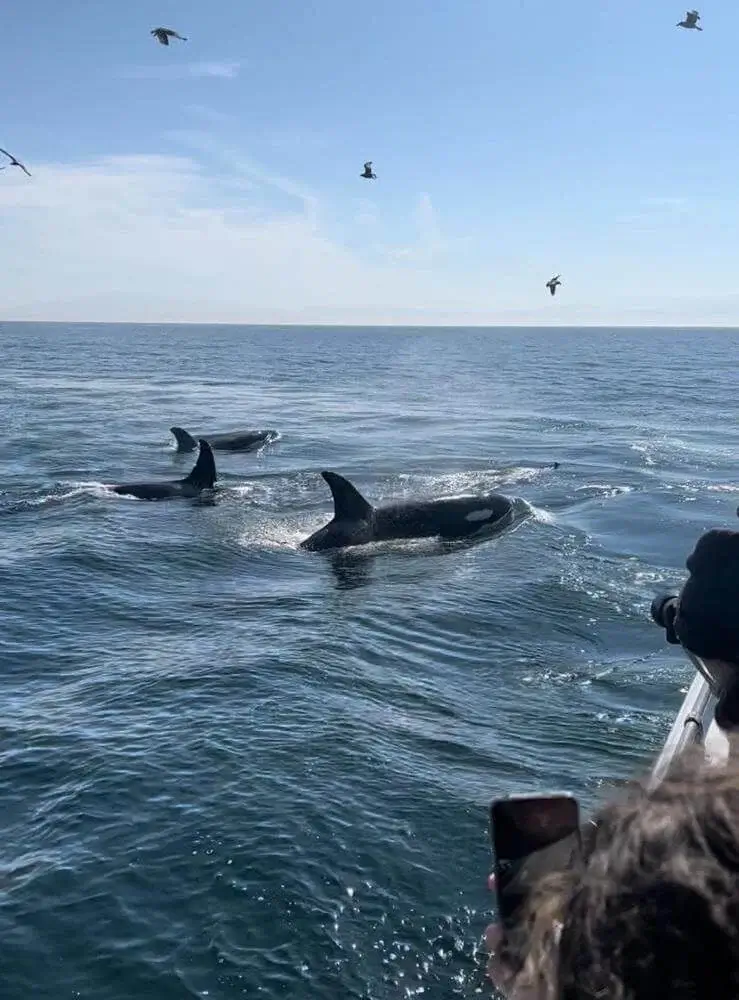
182,440,216,490
170,426,199,452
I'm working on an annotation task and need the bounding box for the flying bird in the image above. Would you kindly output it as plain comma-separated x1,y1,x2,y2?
151,27,188,45
0,148,31,177
546,275,562,297
361,161,377,179
677,10,702,30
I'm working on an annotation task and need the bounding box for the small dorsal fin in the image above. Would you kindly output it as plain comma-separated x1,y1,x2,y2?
321,471,373,521
170,426,198,451
182,439,216,489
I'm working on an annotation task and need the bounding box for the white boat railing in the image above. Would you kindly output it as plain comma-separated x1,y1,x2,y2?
647,657,718,791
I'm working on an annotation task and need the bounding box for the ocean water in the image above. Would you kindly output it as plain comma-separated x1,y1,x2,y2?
0,323,738,1000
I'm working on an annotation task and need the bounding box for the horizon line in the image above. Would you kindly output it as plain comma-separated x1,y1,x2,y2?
1,320,738,331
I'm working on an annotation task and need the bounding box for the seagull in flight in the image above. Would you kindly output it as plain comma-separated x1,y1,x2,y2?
0,148,31,177
361,161,377,180
677,10,702,30
151,27,188,45
546,275,562,297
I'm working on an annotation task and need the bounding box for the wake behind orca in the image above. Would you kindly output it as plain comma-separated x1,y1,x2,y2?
300,471,524,552
170,426,277,453
111,439,216,501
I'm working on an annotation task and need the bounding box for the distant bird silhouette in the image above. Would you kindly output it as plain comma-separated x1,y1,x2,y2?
0,148,31,177
361,161,377,180
677,10,702,30
151,27,188,45
546,275,562,297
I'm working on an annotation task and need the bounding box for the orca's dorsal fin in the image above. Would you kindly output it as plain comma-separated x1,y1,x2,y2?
182,439,216,489
322,471,373,521
170,426,198,451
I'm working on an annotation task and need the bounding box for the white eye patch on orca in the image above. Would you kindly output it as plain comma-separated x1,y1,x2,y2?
465,509,495,523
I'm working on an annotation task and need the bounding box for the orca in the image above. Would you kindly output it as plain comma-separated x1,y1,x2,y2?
111,439,216,501
170,426,277,453
300,471,521,551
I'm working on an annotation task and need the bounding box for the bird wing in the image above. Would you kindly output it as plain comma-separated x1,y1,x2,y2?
364,162,372,170
0,149,31,176
687,11,698,24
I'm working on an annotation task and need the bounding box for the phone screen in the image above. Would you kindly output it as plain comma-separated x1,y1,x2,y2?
490,794,580,932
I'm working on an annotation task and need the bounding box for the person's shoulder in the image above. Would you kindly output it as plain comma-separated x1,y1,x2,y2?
687,528,739,575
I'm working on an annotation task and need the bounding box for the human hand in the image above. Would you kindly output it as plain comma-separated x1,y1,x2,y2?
484,874,541,1000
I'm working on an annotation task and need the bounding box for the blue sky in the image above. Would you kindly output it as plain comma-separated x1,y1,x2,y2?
1,0,738,324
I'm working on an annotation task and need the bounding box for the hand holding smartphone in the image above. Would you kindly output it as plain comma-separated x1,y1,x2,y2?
490,793,581,937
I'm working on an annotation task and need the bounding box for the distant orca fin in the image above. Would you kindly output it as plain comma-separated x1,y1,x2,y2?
182,440,216,489
321,471,373,521
170,426,198,451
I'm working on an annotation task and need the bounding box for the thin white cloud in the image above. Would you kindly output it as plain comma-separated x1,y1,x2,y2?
385,193,466,264
182,108,331,155
416,192,442,251
0,154,447,323
1,153,737,325
165,129,320,223
121,61,243,81
183,104,238,127
354,197,379,228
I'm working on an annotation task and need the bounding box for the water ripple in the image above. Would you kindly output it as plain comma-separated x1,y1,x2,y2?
0,324,737,999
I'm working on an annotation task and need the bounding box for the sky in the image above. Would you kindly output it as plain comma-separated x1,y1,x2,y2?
1,0,739,325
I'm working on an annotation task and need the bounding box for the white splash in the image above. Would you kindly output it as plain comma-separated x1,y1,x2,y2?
527,503,557,524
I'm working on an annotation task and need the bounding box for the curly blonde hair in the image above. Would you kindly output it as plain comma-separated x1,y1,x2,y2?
513,746,739,1000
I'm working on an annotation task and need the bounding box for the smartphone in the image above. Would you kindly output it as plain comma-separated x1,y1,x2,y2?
490,793,581,933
